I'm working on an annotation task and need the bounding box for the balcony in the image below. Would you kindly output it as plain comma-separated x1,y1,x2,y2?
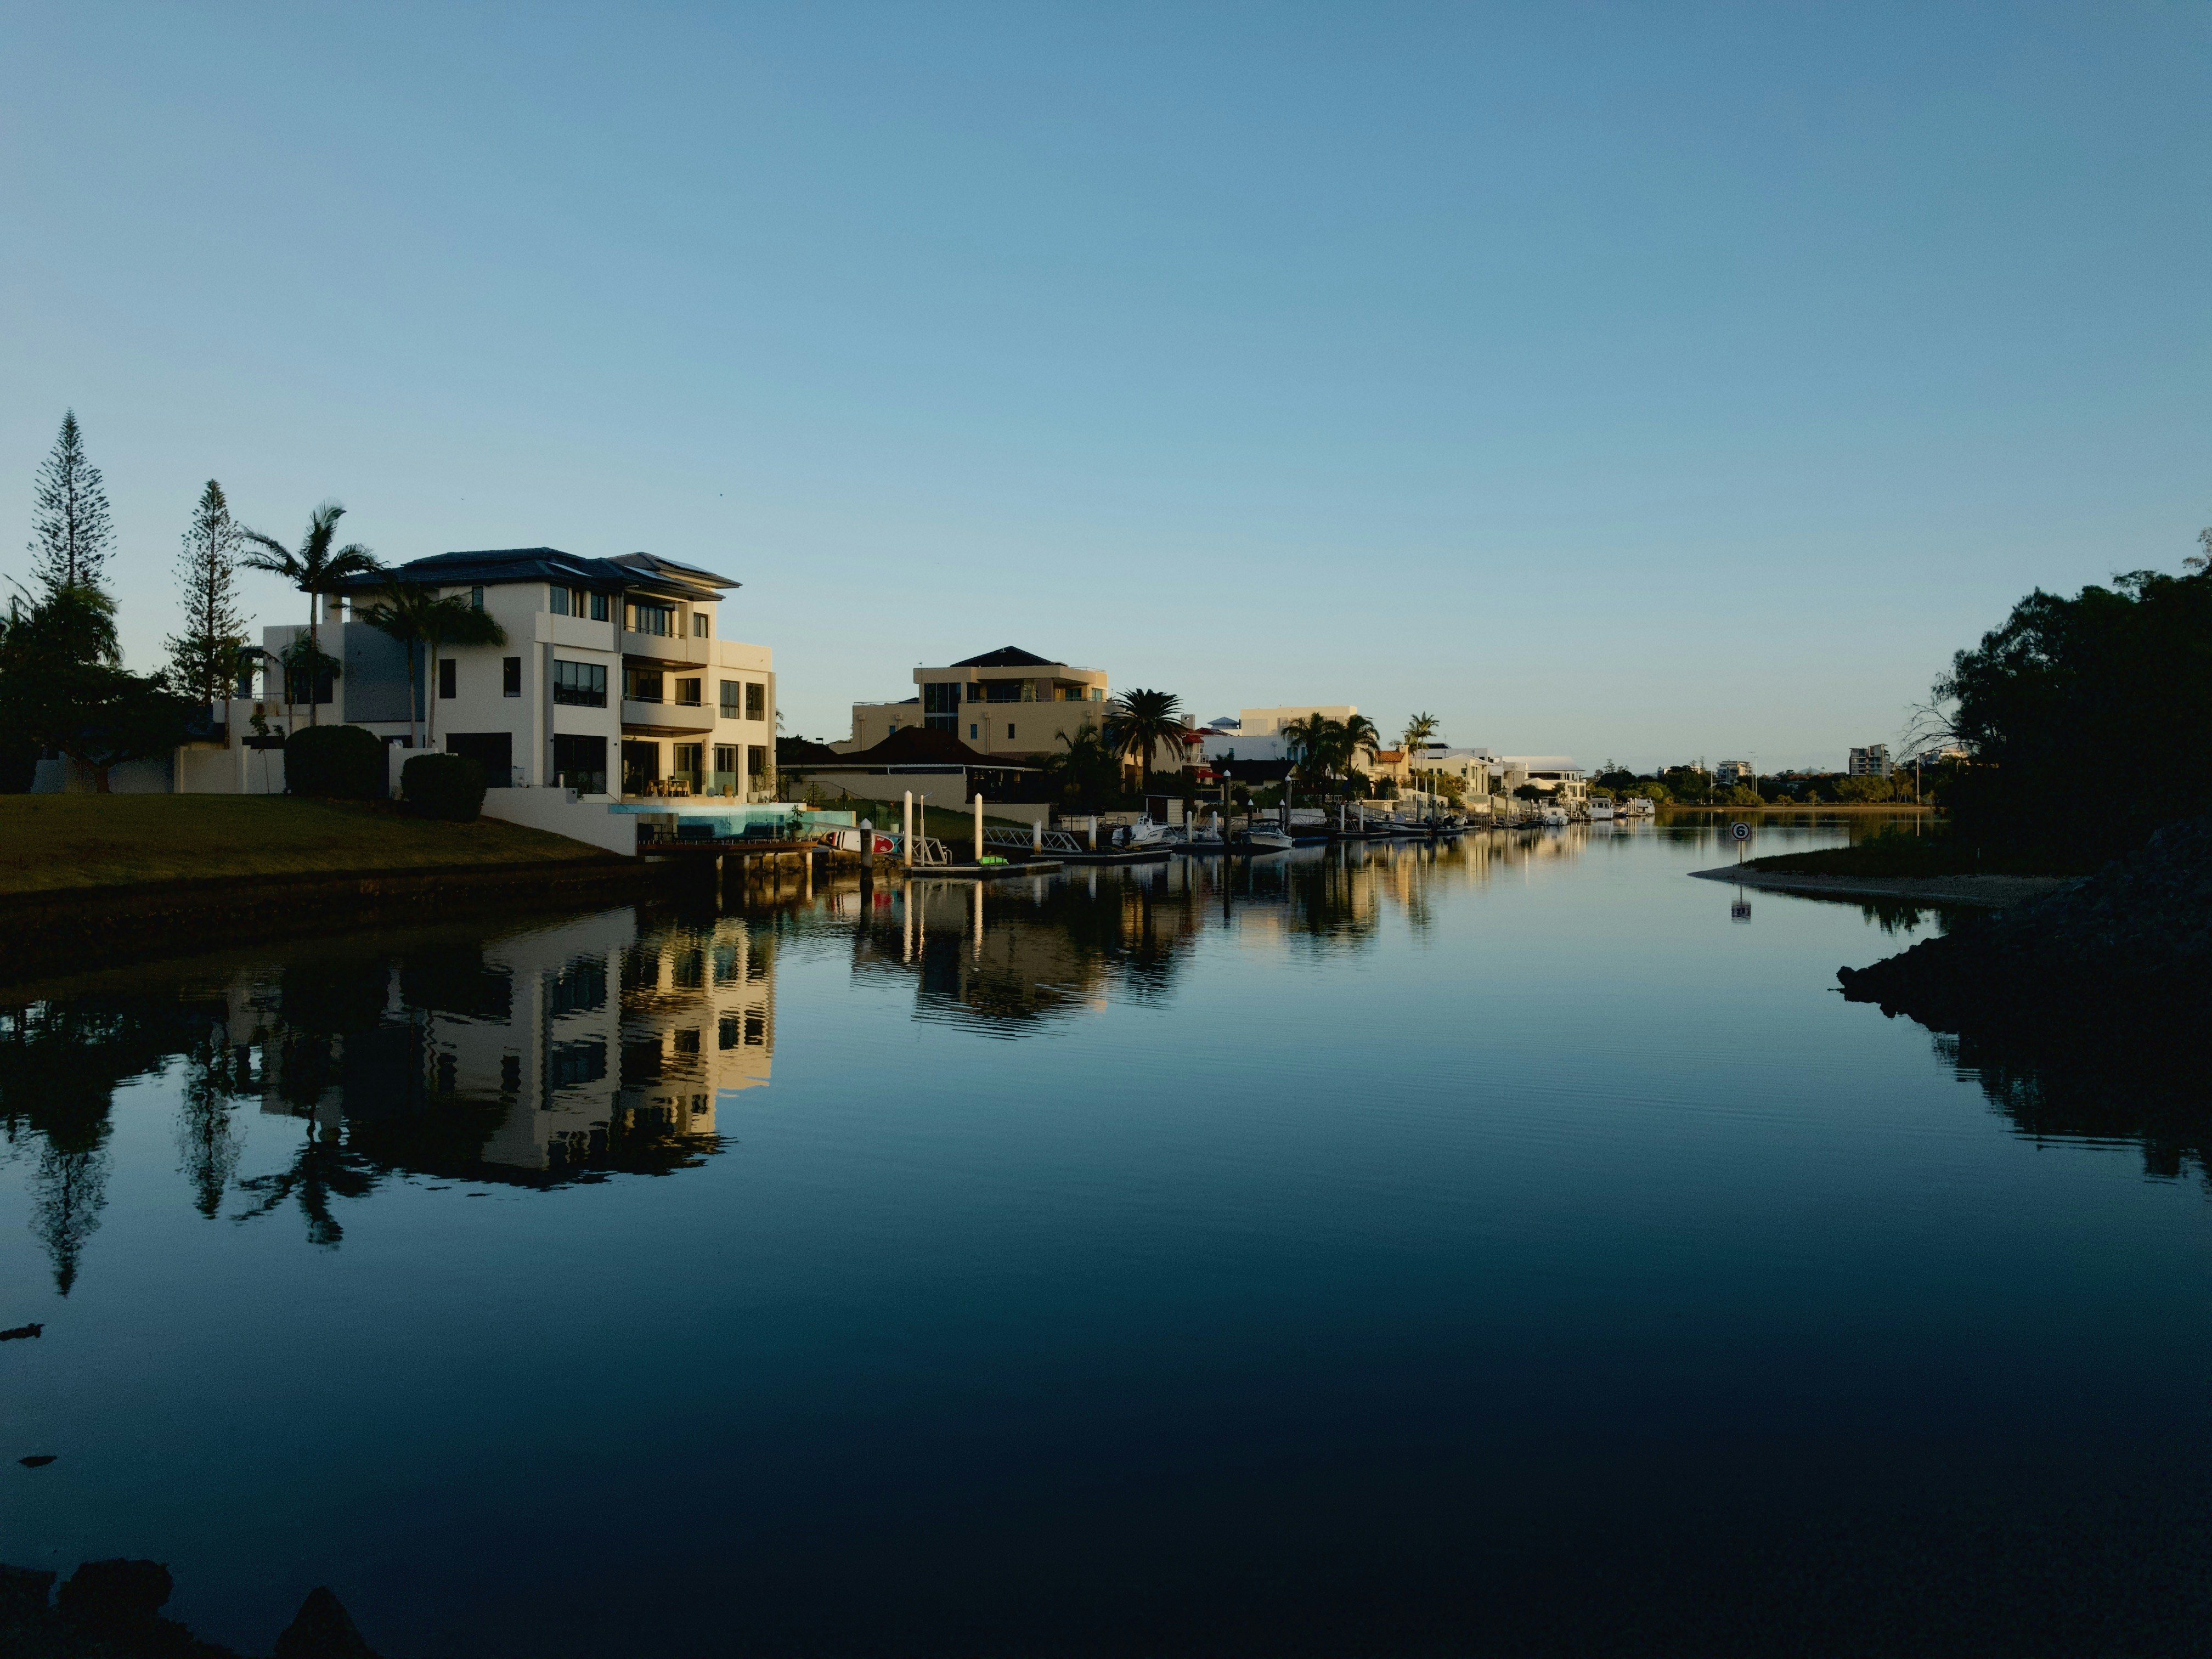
622,630,710,667
622,698,715,733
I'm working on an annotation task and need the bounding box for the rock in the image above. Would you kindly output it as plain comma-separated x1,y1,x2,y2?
56,1558,173,1631
1839,814,2212,1035
0,1323,42,1341
273,1586,380,1658
0,1563,57,1613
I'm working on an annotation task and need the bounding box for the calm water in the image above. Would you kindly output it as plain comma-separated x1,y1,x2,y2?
7,823,2212,1657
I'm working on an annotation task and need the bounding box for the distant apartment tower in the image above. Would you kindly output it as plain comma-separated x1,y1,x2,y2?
1848,744,1893,777
1714,760,1755,788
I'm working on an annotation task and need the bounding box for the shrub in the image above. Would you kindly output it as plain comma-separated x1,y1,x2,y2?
285,724,386,800
402,753,486,821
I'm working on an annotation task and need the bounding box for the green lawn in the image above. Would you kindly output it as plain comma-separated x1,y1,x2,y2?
0,795,618,897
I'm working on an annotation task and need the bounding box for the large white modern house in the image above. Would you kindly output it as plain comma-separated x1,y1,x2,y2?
183,547,776,805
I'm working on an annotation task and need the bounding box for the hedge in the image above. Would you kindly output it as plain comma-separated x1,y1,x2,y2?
285,724,387,800
402,753,487,821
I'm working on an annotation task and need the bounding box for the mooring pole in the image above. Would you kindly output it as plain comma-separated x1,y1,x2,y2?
902,790,913,870
973,793,984,864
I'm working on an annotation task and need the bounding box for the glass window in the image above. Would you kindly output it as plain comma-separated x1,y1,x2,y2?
552,734,607,794
549,585,570,616
627,602,675,636
675,678,702,707
720,680,740,717
968,723,978,740
692,612,710,637
438,659,456,699
625,668,664,703
1007,722,1015,740
747,744,767,777
502,657,521,697
553,661,607,707
714,743,738,775
589,592,610,622
470,585,484,610
745,682,765,721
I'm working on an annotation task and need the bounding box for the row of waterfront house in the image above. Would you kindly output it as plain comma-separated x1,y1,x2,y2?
41,544,1583,834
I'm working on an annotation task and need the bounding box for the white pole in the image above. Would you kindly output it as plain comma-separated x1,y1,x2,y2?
1088,814,1097,850
973,792,984,864
1032,816,1042,854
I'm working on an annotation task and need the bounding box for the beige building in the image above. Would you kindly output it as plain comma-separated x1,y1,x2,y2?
1237,704,1358,737
842,647,1108,760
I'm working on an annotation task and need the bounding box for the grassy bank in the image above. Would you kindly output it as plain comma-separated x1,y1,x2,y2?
1747,827,2087,880
0,795,618,898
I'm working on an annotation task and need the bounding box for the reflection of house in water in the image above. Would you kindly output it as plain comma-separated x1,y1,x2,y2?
224,906,775,1184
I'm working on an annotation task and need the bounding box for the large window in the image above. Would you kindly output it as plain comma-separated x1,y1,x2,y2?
674,678,702,707
553,733,607,794
589,591,610,622
550,585,569,616
438,659,456,700
745,682,766,721
624,668,664,703
692,612,711,637
671,742,703,792
502,657,521,697
627,601,675,636
922,681,958,730
553,661,607,707
720,680,740,718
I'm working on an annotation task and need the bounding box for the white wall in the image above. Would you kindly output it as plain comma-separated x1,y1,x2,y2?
478,788,638,856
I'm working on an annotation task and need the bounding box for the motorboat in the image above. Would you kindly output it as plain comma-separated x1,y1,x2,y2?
1589,799,1615,822
1536,804,1569,827
1238,826,1295,853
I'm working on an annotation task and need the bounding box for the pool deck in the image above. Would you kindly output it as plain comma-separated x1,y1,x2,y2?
1689,866,2071,909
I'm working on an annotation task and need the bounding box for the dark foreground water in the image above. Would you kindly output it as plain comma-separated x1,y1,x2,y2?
7,823,2212,1657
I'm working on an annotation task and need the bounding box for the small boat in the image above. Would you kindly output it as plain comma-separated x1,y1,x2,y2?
1533,804,1568,827
1238,826,1295,853
1589,799,1616,822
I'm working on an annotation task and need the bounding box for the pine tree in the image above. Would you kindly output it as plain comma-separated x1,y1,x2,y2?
26,410,116,599
165,480,249,703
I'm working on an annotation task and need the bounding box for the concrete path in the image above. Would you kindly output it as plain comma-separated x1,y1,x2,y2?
1688,866,2071,909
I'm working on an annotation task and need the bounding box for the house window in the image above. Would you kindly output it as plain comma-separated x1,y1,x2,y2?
627,602,675,636
1007,723,1015,740
674,678,702,707
589,592,610,622
553,661,607,707
672,742,703,789
503,657,522,697
745,682,765,721
747,744,767,778
470,586,484,610
719,680,740,718
692,612,710,637
550,586,570,616
620,740,659,795
624,668,663,703
438,659,456,700
714,743,738,782
553,733,607,794
1090,687,1103,701
968,723,977,740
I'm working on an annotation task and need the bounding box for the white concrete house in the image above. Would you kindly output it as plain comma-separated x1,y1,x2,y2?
191,548,775,816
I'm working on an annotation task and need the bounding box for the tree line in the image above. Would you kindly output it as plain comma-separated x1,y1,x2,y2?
2,411,506,789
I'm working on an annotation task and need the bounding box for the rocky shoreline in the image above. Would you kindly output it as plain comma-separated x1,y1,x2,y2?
1836,816,2212,1038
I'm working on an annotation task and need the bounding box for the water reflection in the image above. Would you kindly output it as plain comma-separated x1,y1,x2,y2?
1,907,776,1289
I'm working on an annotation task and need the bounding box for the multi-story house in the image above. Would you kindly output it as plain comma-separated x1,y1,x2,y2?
1848,744,1893,778
221,547,776,802
840,647,1107,761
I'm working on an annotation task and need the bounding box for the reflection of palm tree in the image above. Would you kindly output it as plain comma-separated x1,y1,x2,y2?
239,502,381,726
174,1028,244,1220
234,1117,376,1248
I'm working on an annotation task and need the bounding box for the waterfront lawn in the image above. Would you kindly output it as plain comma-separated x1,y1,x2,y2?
0,795,617,897
1750,827,2084,879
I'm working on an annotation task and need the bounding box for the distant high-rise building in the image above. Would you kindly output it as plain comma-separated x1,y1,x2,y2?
1714,760,1755,788
1848,744,1893,777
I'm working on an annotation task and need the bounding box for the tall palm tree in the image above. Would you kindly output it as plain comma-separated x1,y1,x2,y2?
1400,711,1439,795
1102,689,1191,800
239,501,381,725
1280,713,1349,794
1342,714,1383,783
354,577,507,750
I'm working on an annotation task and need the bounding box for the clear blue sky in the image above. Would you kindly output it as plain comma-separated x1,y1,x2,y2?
4,3,2206,770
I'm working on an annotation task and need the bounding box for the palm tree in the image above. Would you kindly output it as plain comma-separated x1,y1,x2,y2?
1400,711,1439,795
356,577,507,751
1102,689,1191,800
1341,714,1383,786
239,501,381,725
1280,714,1349,795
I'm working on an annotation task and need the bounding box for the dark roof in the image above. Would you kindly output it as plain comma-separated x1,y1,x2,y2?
952,646,1056,669
338,546,738,599
776,737,843,766
794,727,1037,772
